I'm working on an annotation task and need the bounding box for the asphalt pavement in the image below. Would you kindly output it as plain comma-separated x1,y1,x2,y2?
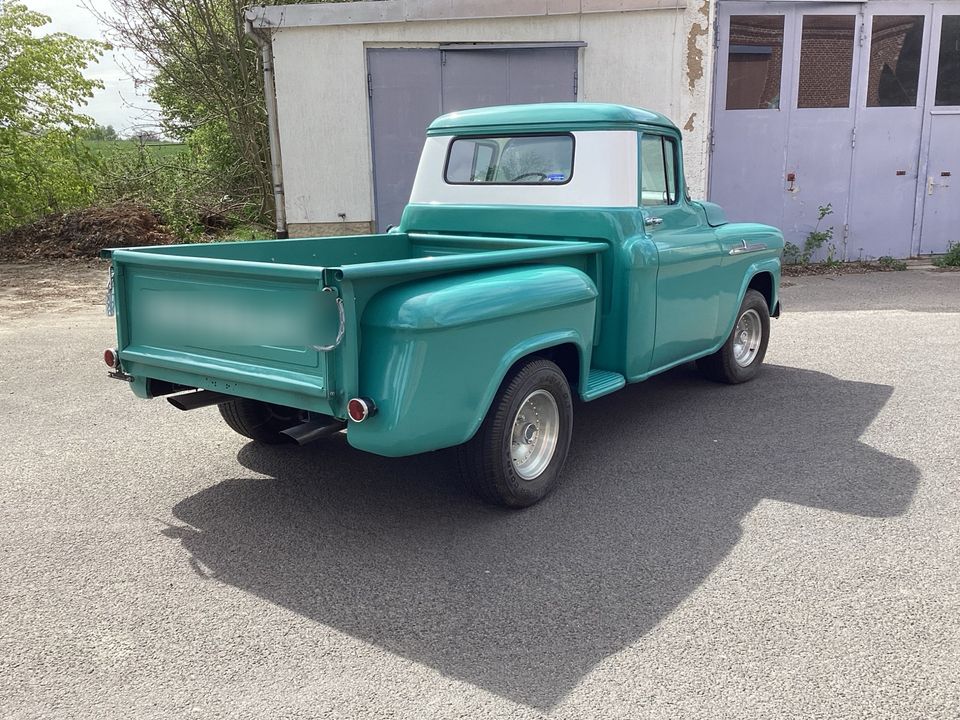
1,266,958,719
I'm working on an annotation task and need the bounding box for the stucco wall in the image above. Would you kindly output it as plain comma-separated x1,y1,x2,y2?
268,2,713,228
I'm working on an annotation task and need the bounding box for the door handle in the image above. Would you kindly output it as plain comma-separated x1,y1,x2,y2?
644,216,663,227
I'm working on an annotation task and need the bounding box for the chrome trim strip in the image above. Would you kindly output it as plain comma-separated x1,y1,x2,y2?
728,240,767,255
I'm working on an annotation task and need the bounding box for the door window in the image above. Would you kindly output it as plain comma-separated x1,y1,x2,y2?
640,135,677,206
935,16,960,106
726,15,785,110
797,15,856,108
866,15,925,107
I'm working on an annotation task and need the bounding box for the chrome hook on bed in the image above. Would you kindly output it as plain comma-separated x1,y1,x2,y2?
311,286,345,352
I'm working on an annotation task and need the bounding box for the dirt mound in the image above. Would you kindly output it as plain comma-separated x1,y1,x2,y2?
0,203,178,261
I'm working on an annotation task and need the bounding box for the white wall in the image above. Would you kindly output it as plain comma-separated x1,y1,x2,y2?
268,2,713,227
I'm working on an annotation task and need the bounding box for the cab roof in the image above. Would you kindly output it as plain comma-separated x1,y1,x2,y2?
426,102,678,136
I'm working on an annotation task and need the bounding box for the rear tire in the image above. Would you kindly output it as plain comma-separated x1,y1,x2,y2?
458,358,573,508
217,398,301,444
697,289,770,384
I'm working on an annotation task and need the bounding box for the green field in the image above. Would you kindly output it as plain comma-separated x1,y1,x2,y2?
84,139,188,159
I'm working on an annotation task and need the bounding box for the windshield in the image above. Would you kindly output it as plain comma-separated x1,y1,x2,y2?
444,134,574,185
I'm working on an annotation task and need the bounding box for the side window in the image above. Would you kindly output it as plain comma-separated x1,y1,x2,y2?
640,134,678,206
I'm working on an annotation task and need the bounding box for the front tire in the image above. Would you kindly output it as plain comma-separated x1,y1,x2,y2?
457,358,573,508
697,288,770,384
217,398,301,444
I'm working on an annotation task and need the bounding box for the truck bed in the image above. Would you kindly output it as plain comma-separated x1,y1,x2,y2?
105,231,606,418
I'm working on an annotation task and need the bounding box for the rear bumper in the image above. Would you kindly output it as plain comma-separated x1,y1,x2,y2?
121,345,337,416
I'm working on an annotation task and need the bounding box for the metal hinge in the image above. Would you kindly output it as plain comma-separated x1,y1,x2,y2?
441,50,447,66
858,15,867,46
843,223,850,240
573,70,578,97
713,16,720,49
851,127,857,148
708,129,715,150
367,73,373,98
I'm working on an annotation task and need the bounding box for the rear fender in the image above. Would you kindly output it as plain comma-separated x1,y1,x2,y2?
349,265,597,457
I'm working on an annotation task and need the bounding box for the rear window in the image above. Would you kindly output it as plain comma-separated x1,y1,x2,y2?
444,134,574,185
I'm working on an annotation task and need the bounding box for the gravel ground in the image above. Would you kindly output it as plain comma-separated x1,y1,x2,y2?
1,266,958,719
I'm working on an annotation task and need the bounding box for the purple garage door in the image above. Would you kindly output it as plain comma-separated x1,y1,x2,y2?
918,9,960,254
710,1,959,258
367,46,579,232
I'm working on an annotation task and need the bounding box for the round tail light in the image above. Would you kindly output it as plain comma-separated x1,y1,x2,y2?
104,348,120,369
347,397,376,423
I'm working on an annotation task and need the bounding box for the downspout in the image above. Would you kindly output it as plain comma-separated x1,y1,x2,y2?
245,13,288,239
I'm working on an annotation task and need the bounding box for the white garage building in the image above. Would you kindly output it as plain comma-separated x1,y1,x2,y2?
246,0,959,259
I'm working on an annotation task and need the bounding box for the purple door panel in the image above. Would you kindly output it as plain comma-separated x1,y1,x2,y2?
441,48,577,113
368,47,578,232
848,10,930,258
782,11,859,258
918,10,960,254
368,49,442,233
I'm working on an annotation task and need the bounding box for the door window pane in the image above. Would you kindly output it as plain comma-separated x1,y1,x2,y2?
640,135,677,206
726,15,785,110
798,15,856,108
866,15,925,107
935,16,960,106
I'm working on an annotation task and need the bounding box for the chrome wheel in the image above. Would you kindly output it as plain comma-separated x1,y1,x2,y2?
510,389,560,480
733,308,763,367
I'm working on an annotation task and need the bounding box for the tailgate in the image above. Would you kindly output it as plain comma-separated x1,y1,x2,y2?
110,250,343,414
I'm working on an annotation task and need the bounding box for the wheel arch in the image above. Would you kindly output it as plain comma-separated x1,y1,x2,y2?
729,259,781,333
748,270,776,313
467,333,589,443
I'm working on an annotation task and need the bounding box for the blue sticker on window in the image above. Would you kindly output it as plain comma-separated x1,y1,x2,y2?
546,173,566,182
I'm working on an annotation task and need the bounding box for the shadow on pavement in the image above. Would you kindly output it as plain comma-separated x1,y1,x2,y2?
165,364,918,709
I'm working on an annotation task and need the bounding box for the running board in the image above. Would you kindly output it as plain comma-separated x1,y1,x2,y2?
581,369,626,401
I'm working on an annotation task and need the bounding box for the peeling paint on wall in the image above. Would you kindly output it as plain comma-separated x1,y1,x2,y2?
686,25,708,90
686,0,710,91
683,112,696,132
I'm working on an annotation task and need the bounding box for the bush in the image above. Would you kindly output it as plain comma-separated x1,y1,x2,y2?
94,143,260,240
0,131,101,231
782,204,834,265
933,242,960,268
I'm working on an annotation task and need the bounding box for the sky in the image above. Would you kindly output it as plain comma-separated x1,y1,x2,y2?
24,0,161,136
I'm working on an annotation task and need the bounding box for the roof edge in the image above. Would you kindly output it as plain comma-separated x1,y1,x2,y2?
246,0,687,30
426,103,679,135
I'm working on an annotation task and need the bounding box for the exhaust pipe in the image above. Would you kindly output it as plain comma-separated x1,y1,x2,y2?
281,419,346,445
167,390,232,411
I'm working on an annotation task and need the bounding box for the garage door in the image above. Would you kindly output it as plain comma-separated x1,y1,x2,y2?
710,1,959,259
368,46,580,232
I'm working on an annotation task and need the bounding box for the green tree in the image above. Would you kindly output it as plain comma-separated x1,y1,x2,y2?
0,1,108,230
81,123,119,141
98,1,344,223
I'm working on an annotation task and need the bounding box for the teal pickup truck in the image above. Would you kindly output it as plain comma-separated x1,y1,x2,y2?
103,103,783,507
